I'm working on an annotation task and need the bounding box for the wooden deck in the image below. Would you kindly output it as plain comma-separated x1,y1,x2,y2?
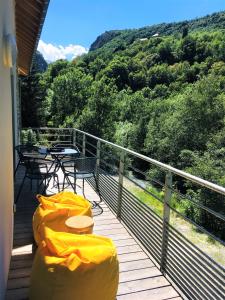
6,168,183,300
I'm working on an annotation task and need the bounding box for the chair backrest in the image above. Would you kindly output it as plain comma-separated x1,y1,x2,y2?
63,157,97,174
75,157,97,173
15,145,42,160
24,157,54,176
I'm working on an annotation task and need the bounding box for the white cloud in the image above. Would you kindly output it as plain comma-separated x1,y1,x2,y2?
37,40,88,62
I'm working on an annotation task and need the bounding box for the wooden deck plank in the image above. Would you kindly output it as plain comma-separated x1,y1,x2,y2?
94,223,124,230
116,244,143,254
6,170,182,300
118,276,170,295
6,288,29,300
13,238,34,248
119,251,149,262
117,285,179,300
9,259,33,270
92,218,120,225
8,267,31,279
11,253,34,262
95,229,128,237
119,267,162,282
102,233,132,240
12,244,33,255
7,277,30,289
12,232,33,240
119,259,154,272
113,238,137,247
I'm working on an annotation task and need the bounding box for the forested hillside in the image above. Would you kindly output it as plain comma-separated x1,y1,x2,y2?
90,11,225,51
21,11,225,239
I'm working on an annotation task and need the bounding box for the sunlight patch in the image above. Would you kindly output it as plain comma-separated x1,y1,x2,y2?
12,244,33,255
38,40,88,62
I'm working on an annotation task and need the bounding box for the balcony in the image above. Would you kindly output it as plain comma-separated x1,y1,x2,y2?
7,128,225,299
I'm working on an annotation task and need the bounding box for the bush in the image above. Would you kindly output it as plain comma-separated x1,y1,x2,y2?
20,129,37,145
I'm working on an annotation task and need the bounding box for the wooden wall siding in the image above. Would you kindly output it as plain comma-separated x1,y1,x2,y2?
6,168,183,300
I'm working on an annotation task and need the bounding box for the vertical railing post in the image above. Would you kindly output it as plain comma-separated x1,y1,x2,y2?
160,171,172,273
36,129,40,144
117,151,125,219
70,129,73,144
82,133,86,156
72,129,76,146
96,140,101,187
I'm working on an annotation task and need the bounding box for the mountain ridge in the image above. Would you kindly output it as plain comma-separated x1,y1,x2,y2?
90,10,225,51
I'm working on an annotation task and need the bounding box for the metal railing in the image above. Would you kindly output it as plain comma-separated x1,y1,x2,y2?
22,127,225,300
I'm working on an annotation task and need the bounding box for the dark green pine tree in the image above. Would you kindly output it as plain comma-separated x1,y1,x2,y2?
20,51,47,127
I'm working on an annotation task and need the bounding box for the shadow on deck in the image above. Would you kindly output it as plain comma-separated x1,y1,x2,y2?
6,167,183,300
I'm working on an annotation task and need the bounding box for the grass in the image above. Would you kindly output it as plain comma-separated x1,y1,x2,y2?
123,178,225,266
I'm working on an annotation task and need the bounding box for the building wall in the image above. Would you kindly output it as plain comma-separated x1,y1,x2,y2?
0,0,15,298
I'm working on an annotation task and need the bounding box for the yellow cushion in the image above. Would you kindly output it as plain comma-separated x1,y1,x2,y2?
30,228,119,300
33,191,92,244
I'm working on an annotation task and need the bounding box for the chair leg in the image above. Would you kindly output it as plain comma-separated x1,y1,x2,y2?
94,174,102,204
55,175,60,192
38,177,45,191
42,177,51,194
82,178,85,196
75,177,77,193
52,177,56,188
64,175,74,192
14,159,21,178
63,174,70,190
62,175,65,190
74,176,76,193
15,174,26,204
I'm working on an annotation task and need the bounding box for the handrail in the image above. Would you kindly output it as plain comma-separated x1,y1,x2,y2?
28,127,225,196
22,126,225,300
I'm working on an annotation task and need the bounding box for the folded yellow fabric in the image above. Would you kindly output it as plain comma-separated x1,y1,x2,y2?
33,191,92,244
30,227,119,300
36,191,92,210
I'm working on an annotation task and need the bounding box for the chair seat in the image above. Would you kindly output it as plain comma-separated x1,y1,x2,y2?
66,172,93,179
26,172,56,180
15,157,59,204
61,157,102,205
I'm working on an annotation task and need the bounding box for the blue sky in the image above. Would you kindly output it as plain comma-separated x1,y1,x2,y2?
38,0,225,62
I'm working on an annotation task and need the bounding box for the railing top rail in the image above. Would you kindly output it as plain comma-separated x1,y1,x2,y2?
27,127,225,196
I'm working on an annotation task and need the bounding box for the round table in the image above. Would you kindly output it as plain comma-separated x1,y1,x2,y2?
65,216,94,234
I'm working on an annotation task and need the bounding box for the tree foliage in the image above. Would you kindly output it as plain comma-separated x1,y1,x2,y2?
20,12,225,239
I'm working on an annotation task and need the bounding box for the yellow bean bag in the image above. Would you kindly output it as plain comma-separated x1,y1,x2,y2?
33,191,92,244
30,227,119,300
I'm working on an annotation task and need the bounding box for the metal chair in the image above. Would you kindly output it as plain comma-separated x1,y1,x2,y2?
62,157,102,205
14,144,46,177
15,157,59,204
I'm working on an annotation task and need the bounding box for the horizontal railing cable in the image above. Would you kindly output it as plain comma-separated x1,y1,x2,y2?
23,127,225,300
169,205,225,246
63,128,225,196
172,188,225,222
123,174,164,203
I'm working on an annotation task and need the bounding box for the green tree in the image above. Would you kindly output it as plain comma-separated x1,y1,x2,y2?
50,68,93,126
